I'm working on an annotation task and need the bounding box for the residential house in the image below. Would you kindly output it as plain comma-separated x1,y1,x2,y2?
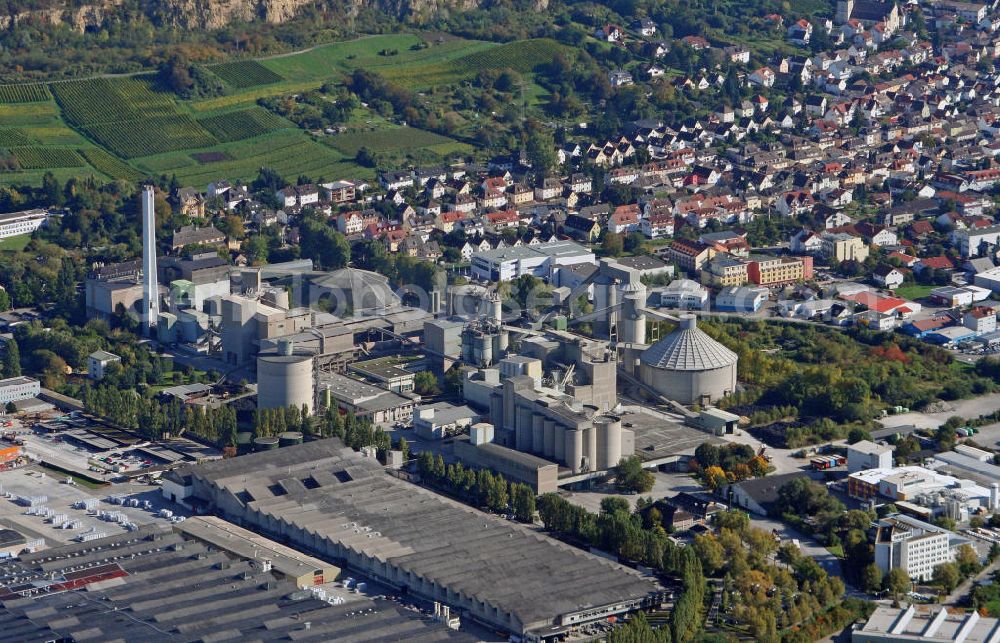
564,215,602,243
873,264,905,289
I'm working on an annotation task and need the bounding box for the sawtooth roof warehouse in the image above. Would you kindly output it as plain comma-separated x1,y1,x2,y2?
163,440,663,640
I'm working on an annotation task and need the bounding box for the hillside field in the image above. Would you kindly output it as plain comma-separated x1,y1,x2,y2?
0,32,551,188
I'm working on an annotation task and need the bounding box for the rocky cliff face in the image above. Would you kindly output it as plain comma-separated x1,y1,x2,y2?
0,0,493,32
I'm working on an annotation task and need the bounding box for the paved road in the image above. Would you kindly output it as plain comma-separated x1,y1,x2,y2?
750,515,845,581
944,554,1000,605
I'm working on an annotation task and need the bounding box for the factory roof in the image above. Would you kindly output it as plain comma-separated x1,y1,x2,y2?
0,524,473,642
850,465,992,500
856,605,1000,643
848,439,893,456
174,440,659,632
472,240,592,264
640,315,738,371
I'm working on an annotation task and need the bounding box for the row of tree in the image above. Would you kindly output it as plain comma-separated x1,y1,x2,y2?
415,450,535,521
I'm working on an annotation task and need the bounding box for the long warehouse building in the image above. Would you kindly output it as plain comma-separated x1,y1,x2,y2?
163,440,662,639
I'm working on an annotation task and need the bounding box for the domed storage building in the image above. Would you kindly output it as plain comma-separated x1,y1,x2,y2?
639,314,738,405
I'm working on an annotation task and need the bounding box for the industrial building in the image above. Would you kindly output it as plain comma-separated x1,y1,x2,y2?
470,240,595,282
0,523,474,642
848,466,997,523
638,315,738,404
317,372,419,424
874,514,972,582
256,340,316,415
853,605,1000,643
0,376,40,405
162,440,663,638
847,440,894,472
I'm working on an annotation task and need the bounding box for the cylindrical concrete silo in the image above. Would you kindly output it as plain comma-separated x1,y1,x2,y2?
620,282,647,345
595,416,623,470
257,343,315,415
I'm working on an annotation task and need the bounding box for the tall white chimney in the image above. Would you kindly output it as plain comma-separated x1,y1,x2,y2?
141,185,160,335
991,483,998,511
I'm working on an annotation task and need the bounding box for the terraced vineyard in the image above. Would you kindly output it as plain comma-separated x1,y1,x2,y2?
78,148,145,181
0,83,51,103
198,107,289,143
208,61,284,88
50,77,217,158
0,129,35,147
11,147,84,169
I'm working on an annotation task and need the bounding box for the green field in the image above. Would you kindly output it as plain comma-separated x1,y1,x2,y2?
0,128,35,146
326,126,470,156
198,107,290,143
208,60,285,88
894,284,935,301
0,33,559,187
51,77,217,158
12,147,84,169
0,233,31,251
0,83,50,103
131,130,369,186
78,148,145,181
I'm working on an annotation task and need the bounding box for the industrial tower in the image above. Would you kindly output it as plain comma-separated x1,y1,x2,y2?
141,185,159,335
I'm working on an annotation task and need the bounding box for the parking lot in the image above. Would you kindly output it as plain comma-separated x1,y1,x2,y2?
0,464,187,550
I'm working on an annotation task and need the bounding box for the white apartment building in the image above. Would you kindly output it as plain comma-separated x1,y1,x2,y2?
874,515,966,582
0,376,41,405
0,209,48,240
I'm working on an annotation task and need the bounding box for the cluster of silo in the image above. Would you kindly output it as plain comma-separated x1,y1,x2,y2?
590,259,647,344
512,403,625,474
460,321,509,367
256,339,315,415
639,314,738,404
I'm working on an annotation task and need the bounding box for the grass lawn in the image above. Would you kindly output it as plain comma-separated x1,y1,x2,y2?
33,462,107,488
894,284,935,301
0,234,31,251
827,544,844,558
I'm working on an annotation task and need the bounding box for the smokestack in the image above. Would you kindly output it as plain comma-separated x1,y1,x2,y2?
991,483,998,511
141,186,160,335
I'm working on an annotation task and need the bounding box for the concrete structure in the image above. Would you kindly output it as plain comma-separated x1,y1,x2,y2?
256,341,315,415
874,514,968,582
847,440,894,472
639,315,738,404
853,605,1000,643
848,466,992,522
413,402,478,440
424,318,463,372
452,431,560,493
0,376,40,405
470,240,595,281
349,357,416,393
162,441,662,638
0,208,47,239
317,372,418,424
821,232,869,263
658,279,709,310
86,350,120,380
141,186,160,335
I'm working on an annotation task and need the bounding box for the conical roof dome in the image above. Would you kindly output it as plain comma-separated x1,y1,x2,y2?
640,314,738,371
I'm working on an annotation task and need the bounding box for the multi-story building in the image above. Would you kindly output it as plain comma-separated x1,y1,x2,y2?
0,376,40,404
821,232,869,262
874,514,965,582
470,241,595,282
663,239,715,273
702,256,749,287
0,209,48,239
746,255,813,286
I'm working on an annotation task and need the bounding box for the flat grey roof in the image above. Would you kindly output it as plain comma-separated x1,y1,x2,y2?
178,440,659,631
0,524,472,642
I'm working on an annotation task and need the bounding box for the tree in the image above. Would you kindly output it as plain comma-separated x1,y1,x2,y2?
956,543,982,577
933,562,961,593
602,232,624,256
614,456,654,493
1,338,20,378
414,371,441,396
861,563,883,593
4,401,14,414
885,568,911,599
600,496,631,515
525,124,557,180
512,483,536,523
